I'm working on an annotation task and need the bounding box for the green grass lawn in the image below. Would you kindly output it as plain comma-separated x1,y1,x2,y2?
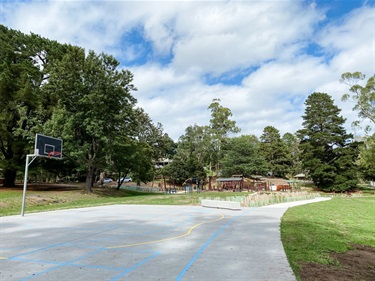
0,186,232,216
281,196,375,280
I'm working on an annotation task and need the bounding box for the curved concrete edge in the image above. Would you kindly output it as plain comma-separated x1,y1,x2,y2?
201,196,331,211
201,199,241,210
261,196,332,209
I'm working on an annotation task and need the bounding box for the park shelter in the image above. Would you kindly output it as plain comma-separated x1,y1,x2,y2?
294,173,306,179
216,177,244,191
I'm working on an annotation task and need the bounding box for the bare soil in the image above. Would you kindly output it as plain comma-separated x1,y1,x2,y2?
300,245,375,281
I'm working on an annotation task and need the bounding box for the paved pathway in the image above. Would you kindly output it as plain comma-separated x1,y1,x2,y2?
0,197,330,281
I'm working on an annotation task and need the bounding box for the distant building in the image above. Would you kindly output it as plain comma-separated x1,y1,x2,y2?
153,158,173,169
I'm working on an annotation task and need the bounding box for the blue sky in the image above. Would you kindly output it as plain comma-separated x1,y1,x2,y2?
1,0,374,140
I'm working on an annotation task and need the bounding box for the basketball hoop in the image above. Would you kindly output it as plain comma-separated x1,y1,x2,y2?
22,134,63,216
47,151,61,158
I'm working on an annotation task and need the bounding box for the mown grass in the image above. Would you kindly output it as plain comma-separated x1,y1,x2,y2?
281,196,375,280
0,186,231,216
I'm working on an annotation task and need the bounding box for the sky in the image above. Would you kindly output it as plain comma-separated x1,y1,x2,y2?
1,0,374,141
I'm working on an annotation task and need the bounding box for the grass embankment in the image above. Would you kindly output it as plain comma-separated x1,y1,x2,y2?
281,196,375,280
0,186,231,216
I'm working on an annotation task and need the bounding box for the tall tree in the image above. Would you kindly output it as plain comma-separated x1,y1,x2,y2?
282,132,303,177
260,126,291,178
341,72,375,131
163,125,207,184
358,133,375,181
297,92,359,191
109,138,153,190
221,135,268,177
0,25,68,186
207,98,240,175
43,48,137,192
134,108,176,162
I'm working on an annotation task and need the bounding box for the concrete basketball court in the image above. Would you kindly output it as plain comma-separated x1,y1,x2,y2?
0,197,330,281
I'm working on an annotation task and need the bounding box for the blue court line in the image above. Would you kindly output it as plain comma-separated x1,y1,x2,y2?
11,244,161,280
110,251,161,281
19,248,106,281
175,211,248,281
5,207,216,280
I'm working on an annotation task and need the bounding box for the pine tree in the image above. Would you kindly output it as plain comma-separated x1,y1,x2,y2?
260,126,291,178
297,92,359,191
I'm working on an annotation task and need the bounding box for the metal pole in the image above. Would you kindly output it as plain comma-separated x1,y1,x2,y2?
21,155,30,216
21,154,37,216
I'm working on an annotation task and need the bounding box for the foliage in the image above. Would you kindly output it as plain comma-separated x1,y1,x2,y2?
165,99,241,184
221,135,268,177
109,138,153,189
163,125,207,184
282,132,303,177
0,25,69,186
297,92,359,191
134,108,176,161
208,98,240,138
259,126,291,177
0,26,168,191
43,48,138,192
358,133,375,180
207,98,240,175
341,71,375,131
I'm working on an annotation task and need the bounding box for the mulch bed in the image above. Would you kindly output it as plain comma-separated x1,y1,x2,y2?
300,244,375,281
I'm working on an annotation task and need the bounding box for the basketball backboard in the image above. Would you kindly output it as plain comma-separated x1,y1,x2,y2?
34,134,63,159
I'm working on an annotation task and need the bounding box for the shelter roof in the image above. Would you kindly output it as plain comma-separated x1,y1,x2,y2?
216,177,243,182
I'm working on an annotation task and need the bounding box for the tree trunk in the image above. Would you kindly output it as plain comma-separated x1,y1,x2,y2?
85,166,94,193
3,168,17,187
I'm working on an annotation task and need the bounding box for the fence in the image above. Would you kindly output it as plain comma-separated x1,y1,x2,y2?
200,191,320,207
120,185,161,193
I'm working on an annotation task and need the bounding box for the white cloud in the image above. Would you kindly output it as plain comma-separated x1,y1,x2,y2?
1,0,374,140
171,1,324,74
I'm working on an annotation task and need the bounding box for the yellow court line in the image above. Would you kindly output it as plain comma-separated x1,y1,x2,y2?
0,257,7,260
109,214,225,249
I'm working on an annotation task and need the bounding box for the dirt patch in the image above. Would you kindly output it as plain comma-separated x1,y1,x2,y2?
300,245,375,281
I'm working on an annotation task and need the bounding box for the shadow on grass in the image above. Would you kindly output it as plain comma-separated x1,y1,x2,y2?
93,187,157,198
2,184,82,192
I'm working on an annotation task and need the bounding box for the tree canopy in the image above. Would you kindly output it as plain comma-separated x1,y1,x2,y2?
0,25,69,186
0,25,158,191
42,48,138,192
259,126,291,178
341,71,375,131
221,135,268,177
358,133,375,181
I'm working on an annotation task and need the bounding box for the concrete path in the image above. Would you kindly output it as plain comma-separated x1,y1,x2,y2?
0,197,330,281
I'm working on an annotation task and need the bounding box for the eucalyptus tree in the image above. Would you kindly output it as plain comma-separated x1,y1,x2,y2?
207,98,240,175
341,72,375,131
282,132,303,177
134,108,176,162
163,125,207,184
0,25,69,186
358,133,375,181
43,47,137,192
221,135,268,177
297,92,359,191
